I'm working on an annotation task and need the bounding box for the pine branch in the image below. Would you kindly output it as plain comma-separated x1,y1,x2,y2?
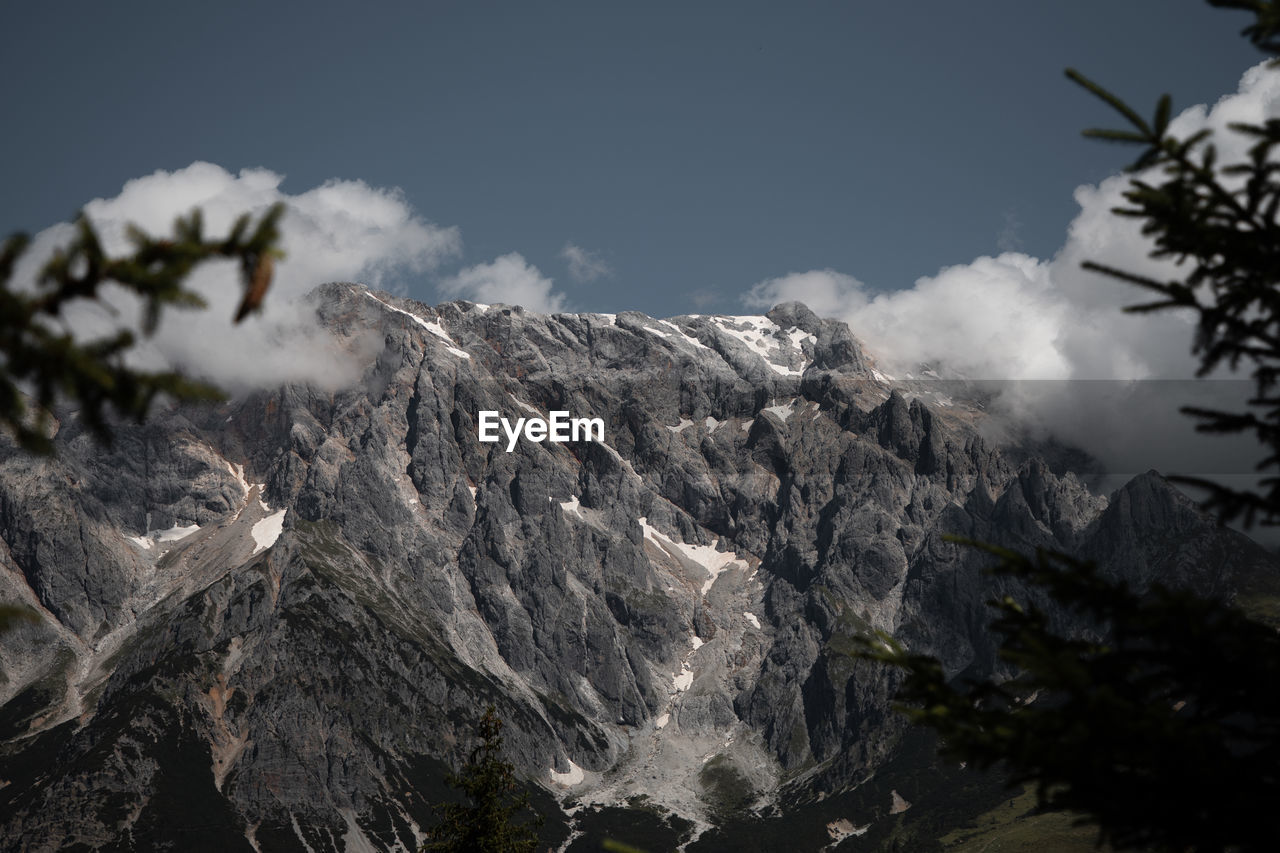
0,205,285,453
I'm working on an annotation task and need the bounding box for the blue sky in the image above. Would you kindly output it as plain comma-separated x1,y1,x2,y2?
0,1,1263,318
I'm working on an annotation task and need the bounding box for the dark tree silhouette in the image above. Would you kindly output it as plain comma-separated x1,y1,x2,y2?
1063,2,1280,528
861,3,1280,851
863,542,1280,851
0,204,284,454
423,706,543,853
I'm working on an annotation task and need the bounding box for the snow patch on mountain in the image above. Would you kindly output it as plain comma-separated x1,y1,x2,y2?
559,495,584,519
550,759,586,787
153,523,201,542
659,319,712,350
763,400,798,423
251,510,287,555
363,291,470,359
637,518,747,596
711,315,811,376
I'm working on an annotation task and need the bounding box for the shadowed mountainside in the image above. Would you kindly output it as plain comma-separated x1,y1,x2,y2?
0,284,1272,851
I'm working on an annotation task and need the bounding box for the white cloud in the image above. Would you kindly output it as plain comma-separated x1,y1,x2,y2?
16,162,461,393
560,242,611,283
439,252,565,313
747,257,1075,381
745,269,868,321
744,62,1280,487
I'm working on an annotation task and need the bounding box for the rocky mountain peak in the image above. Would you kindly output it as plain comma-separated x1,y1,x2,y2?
0,283,1271,851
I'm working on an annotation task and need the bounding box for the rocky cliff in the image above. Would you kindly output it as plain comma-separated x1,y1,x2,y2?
0,284,1271,851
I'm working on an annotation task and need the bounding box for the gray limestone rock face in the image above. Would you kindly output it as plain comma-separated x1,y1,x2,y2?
0,283,1273,851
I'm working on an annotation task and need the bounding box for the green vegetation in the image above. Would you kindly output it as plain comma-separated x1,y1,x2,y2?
938,786,1109,853
423,705,543,853
0,647,74,739
0,604,39,636
860,3,1280,851
862,543,1280,851
698,754,755,818
1065,5,1280,529
0,203,283,454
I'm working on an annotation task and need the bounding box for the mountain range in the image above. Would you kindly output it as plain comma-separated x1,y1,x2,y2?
0,284,1272,852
